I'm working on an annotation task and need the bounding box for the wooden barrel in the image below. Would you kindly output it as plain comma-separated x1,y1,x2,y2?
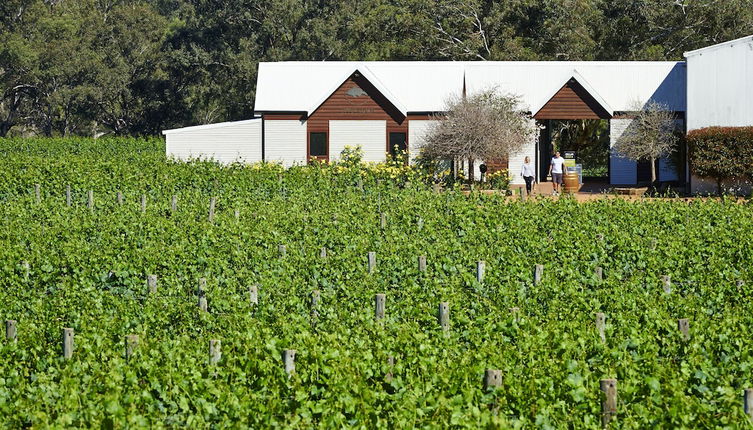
563,172,580,194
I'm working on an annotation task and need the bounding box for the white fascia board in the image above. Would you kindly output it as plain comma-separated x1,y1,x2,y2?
684,34,753,58
529,69,613,117
162,118,261,135
306,63,408,117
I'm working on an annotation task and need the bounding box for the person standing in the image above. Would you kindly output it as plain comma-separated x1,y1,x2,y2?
520,156,536,195
548,151,565,195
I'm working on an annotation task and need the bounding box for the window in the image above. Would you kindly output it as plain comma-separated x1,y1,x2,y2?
389,132,407,156
310,132,327,157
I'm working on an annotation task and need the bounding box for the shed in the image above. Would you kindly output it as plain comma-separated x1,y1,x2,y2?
162,118,263,164
685,35,753,193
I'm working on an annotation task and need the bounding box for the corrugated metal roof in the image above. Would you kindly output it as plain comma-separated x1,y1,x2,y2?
254,61,686,114
684,35,753,58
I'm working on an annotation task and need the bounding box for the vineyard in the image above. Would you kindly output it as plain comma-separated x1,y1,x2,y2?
2,138,753,428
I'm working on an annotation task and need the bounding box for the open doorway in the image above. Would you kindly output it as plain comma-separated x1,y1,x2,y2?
538,119,610,183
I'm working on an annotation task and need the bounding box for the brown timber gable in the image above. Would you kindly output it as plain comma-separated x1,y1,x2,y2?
306,72,408,162
534,78,612,120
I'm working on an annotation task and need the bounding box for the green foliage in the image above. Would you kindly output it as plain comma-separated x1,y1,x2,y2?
687,127,753,194
2,137,753,427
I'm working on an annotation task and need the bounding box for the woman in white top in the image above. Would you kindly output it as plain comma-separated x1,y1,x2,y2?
520,156,536,195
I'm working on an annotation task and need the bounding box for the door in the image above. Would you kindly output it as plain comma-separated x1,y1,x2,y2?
389,132,407,157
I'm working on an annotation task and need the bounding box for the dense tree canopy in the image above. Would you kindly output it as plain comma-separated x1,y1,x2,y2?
1,0,752,136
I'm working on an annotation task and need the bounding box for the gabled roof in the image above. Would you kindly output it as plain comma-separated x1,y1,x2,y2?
307,65,407,117
254,61,686,114
530,70,613,117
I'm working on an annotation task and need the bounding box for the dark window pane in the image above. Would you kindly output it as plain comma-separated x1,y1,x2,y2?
310,132,327,156
389,132,407,155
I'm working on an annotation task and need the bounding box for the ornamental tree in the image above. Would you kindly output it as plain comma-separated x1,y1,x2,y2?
418,88,538,180
612,100,680,184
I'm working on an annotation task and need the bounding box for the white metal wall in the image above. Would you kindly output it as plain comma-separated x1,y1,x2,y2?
686,37,753,193
264,119,307,167
164,119,262,164
686,38,753,131
329,120,386,162
407,120,436,163
609,119,638,185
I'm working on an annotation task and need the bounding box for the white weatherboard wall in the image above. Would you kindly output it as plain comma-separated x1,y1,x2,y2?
163,119,262,164
610,119,637,185
408,120,436,163
265,120,307,167
329,120,386,162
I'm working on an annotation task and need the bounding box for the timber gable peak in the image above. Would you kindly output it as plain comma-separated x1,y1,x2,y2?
306,65,408,118
531,70,613,120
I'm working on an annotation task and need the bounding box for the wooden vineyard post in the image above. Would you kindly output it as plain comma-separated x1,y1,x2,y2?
476,261,485,283
171,195,177,213
283,349,296,377
596,312,606,343
63,328,74,359
6,320,17,342
385,356,395,383
198,277,207,297
88,190,94,211
21,260,30,280
600,379,617,427
278,244,286,258
66,185,72,207
744,388,753,420
197,278,207,311
34,184,41,204
417,217,424,231
141,194,147,214
375,294,386,320
208,197,216,223
650,238,658,250
483,369,502,389
147,275,157,294
534,264,544,285
311,290,320,318
678,318,690,340
125,334,139,359
380,212,387,229
234,209,240,220
661,275,672,294
418,255,427,272
595,266,603,282
509,307,521,322
438,302,450,331
320,247,327,259
209,339,221,365
117,191,123,206
249,284,259,306
368,252,376,274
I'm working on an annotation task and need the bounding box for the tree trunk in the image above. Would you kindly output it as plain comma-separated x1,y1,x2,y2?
717,178,723,196
468,158,474,182
650,156,657,184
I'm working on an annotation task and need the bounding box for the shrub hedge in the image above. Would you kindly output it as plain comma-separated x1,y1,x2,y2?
687,126,753,193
